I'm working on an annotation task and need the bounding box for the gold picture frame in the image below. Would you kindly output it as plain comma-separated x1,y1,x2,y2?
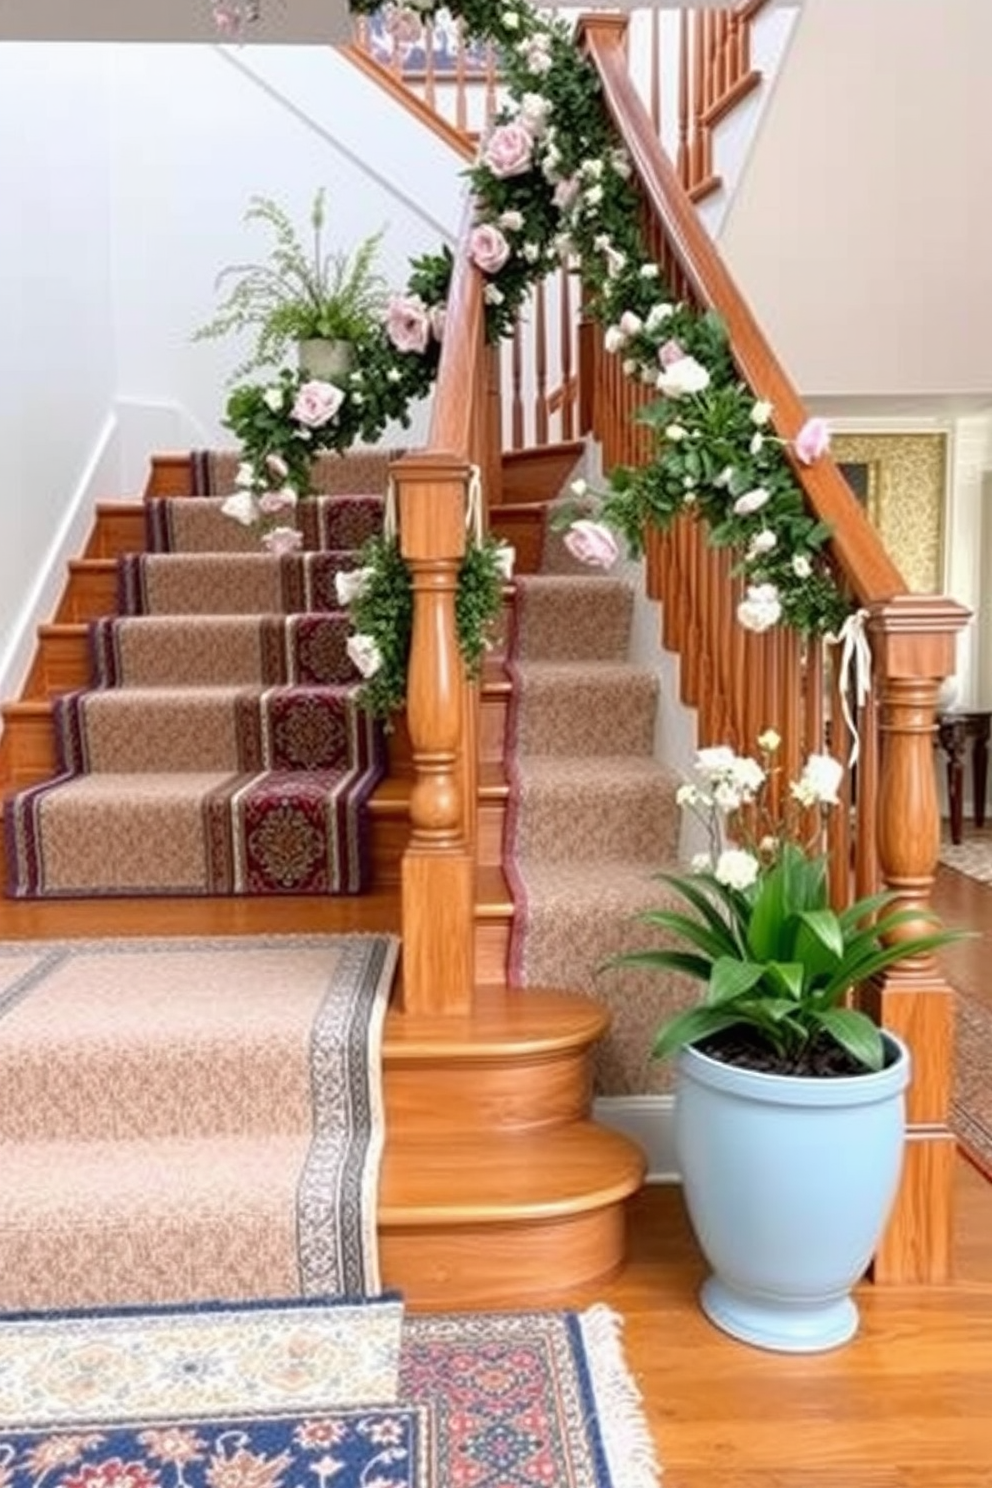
830,432,947,594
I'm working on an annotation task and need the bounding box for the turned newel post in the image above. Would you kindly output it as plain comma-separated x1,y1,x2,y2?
393,451,475,1016
866,594,970,1282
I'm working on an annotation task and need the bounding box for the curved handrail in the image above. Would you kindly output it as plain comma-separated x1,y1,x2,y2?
427,197,487,455
582,16,905,605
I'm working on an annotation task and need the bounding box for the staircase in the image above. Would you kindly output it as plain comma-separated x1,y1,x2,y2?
0,449,646,1311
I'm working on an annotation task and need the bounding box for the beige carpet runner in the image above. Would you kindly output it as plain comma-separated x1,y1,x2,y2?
5,488,387,898
0,932,398,1310
505,526,693,1097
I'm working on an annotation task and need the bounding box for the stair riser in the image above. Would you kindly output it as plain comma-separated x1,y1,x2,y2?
380,1204,627,1308
385,1050,592,1136
57,562,118,622
86,507,146,559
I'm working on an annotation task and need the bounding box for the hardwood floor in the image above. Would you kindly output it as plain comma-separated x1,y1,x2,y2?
0,860,989,1483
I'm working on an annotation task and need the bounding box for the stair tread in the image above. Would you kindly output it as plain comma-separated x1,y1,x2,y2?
379,1123,645,1224
384,986,609,1059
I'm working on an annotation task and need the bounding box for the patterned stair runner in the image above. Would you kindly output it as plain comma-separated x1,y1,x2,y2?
5,493,388,899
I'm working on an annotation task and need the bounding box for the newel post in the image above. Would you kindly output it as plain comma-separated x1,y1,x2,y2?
865,594,970,1282
392,452,475,1016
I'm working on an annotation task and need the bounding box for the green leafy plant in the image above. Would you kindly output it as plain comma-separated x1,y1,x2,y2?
194,190,389,379
614,735,966,1076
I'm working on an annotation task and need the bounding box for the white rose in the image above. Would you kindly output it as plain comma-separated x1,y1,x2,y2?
499,209,525,231
263,386,284,413
347,632,383,678
656,355,711,398
220,489,257,527
733,487,771,516
792,554,813,579
640,263,660,279
235,461,255,489
791,753,844,807
645,302,674,332
665,424,687,442
604,325,626,354
522,242,541,263
747,529,778,558
335,566,374,606
714,848,761,891
484,283,505,305
737,582,782,632
583,184,604,208
579,157,604,180
619,311,643,337
750,400,773,426
622,358,638,377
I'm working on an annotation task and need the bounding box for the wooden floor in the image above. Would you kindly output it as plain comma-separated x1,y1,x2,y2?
1,858,990,1484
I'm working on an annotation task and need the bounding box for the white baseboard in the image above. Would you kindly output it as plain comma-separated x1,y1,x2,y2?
593,1094,680,1183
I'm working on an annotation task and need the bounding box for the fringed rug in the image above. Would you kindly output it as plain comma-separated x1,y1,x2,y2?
0,934,398,1310
0,1304,660,1488
504,516,692,1097
939,831,992,886
4,488,388,899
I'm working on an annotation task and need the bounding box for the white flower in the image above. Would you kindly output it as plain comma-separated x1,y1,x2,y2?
263,386,284,413
603,245,627,278
791,753,844,807
386,367,402,383
714,466,735,489
593,233,612,252
683,490,697,506
733,486,771,516
622,358,638,377
583,183,604,208
691,852,713,874
352,392,364,406
484,283,505,305
640,366,657,386
619,311,643,337
714,848,761,891
792,554,813,579
579,158,604,180
729,756,766,797
493,541,516,580
346,633,383,678
235,461,255,489
675,783,700,807
713,780,743,812
604,325,626,354
750,400,773,426
749,431,765,455
518,34,553,74
683,476,696,490
695,746,736,778
220,489,257,527
522,242,541,263
335,566,374,606
518,92,551,134
757,729,781,753
645,302,673,332
502,8,520,28
665,424,687,442
747,529,778,558
737,582,782,632
570,478,588,497
639,263,660,279
610,148,632,179
656,355,711,398
499,209,525,231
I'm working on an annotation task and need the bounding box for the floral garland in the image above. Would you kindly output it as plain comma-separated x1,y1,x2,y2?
220,0,854,703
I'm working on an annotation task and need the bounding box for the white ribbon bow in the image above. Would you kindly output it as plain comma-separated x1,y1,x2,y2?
465,464,484,548
826,608,873,766
383,476,398,543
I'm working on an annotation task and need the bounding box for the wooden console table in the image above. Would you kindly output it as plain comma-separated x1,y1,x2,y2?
936,710,991,845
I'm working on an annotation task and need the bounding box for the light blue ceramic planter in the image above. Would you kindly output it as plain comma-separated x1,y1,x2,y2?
675,1034,910,1354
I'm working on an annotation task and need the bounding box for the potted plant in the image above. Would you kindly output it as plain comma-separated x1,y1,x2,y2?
615,733,965,1354
194,189,389,381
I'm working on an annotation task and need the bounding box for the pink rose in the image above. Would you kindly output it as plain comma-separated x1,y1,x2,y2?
795,416,831,465
482,121,534,179
291,380,345,429
385,293,430,354
257,486,298,516
469,223,511,276
261,525,303,556
658,338,685,369
384,3,423,47
564,519,619,570
265,452,289,481
429,303,446,342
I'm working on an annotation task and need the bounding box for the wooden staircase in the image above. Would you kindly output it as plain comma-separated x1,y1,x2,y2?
0,455,646,1308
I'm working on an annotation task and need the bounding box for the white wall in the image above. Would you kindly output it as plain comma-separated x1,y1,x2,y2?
719,0,992,401
0,40,468,700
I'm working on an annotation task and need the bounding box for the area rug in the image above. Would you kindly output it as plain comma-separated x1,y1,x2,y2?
953,991,992,1181
0,934,398,1310
0,1304,660,1488
939,831,992,885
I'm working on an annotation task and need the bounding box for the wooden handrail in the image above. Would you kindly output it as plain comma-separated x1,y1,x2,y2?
339,42,476,161
582,14,905,606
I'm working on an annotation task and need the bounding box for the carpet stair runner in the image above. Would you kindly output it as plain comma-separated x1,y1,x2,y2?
4,494,387,898
506,523,694,1097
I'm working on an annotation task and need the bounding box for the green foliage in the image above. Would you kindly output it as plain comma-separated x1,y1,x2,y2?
194,190,389,380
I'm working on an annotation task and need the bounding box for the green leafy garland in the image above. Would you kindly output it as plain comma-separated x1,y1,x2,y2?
218,0,854,719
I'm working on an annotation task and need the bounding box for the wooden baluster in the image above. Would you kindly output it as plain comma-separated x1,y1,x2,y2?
483,343,503,508
728,5,745,83
863,595,970,1283
559,269,574,441
691,11,706,188
534,279,549,447
825,645,852,907
484,41,498,130
392,453,475,1017
715,12,730,99
677,9,690,186
779,630,804,798
454,16,468,134
510,324,525,450
855,671,880,903
650,7,662,135
423,19,437,113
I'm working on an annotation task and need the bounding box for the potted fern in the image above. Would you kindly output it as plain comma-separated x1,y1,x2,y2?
194,189,389,382
614,733,965,1354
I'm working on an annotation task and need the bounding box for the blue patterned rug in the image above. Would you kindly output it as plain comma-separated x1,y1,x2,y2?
0,1301,660,1488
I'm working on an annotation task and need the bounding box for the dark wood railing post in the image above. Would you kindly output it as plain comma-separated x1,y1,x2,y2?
392,451,475,1017
865,595,971,1282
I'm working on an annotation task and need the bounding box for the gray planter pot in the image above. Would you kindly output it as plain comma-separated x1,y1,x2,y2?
675,1033,910,1353
297,338,353,381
